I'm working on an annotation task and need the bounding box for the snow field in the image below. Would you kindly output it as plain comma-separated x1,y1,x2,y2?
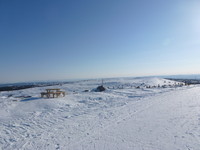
0,77,199,150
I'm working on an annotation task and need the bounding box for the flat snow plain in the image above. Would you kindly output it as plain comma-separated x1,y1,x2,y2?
0,77,200,150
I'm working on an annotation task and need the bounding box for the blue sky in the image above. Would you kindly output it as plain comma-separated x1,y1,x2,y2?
0,0,200,83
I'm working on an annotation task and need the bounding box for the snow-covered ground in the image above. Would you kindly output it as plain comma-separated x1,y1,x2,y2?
0,77,200,150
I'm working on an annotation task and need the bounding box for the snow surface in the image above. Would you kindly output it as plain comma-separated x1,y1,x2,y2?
0,77,200,150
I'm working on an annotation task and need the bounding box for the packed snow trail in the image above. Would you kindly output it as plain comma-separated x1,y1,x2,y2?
70,87,200,150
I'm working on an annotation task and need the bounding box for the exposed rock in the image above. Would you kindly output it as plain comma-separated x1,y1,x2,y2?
93,85,106,92
83,90,89,92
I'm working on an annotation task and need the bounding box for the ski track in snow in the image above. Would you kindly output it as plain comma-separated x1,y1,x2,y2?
0,77,200,150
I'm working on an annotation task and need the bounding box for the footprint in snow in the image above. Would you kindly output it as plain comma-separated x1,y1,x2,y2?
56,144,60,150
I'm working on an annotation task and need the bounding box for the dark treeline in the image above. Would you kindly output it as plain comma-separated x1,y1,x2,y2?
0,81,72,92
166,78,200,85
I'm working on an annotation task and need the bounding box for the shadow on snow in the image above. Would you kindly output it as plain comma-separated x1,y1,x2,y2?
20,97,42,102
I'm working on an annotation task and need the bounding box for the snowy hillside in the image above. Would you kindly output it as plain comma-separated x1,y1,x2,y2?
0,77,200,150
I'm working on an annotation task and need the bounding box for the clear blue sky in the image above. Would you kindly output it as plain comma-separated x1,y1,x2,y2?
0,0,200,83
